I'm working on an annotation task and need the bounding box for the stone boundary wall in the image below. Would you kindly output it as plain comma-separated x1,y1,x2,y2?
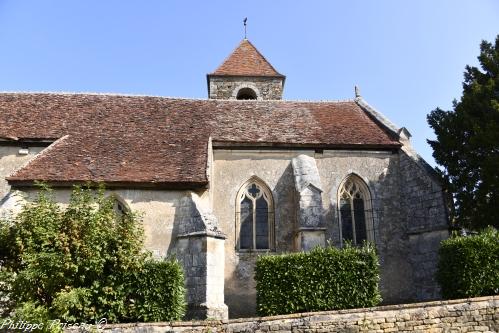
74,296,499,333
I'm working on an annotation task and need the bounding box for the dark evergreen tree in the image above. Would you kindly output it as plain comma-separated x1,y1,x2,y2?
427,35,499,230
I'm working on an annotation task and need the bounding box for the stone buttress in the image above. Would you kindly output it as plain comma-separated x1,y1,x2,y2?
171,193,228,320
291,155,326,251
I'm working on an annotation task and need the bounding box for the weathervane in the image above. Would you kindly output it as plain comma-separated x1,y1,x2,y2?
244,17,247,39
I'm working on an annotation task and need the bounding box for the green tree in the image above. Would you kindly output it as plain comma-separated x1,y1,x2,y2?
427,36,499,230
0,185,185,331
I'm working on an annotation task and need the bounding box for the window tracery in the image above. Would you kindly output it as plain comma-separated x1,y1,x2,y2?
338,175,374,246
236,178,274,251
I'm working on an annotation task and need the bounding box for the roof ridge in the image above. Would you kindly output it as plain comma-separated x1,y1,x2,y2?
0,91,194,99
211,98,356,103
242,39,283,77
354,97,400,136
209,39,246,75
0,91,355,103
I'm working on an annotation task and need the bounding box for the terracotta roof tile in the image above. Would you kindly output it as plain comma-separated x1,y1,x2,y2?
0,93,400,187
210,39,284,77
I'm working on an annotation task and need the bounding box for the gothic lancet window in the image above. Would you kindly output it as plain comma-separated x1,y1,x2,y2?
236,178,274,251
338,175,374,246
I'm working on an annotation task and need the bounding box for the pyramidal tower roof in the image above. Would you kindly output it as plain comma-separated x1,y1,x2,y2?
210,39,284,77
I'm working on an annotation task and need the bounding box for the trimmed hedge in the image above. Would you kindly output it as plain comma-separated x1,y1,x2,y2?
128,259,186,322
255,244,382,316
437,227,499,299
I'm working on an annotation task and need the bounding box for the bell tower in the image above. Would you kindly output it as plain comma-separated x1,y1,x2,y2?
207,39,285,100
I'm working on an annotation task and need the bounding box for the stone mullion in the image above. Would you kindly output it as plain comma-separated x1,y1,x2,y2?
252,195,256,250
338,194,344,247
268,211,273,251
350,196,357,245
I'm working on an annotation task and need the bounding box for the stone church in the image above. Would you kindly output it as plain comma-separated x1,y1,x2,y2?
0,39,449,319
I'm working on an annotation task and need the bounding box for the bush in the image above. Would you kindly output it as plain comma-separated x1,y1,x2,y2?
0,185,186,326
128,260,186,322
7,302,62,333
437,227,499,299
255,244,382,316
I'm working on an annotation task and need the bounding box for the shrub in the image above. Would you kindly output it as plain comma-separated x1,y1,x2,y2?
0,185,186,326
255,243,382,316
7,301,62,333
437,227,499,299
128,260,186,322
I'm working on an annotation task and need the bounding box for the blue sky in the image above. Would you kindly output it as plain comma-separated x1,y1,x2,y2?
0,1,498,166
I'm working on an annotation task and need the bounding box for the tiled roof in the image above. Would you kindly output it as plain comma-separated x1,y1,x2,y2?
210,39,284,77
0,93,400,187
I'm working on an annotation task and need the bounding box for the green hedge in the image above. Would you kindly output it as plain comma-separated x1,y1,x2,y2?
437,227,499,299
128,260,186,322
255,244,382,316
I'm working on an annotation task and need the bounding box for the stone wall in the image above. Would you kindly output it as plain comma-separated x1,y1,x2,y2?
208,76,283,100
212,149,435,317
212,149,299,318
0,145,45,199
399,146,449,301
1,144,449,320
74,296,499,333
315,150,414,304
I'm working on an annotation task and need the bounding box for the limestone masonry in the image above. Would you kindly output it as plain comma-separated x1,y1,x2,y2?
0,38,449,319
67,296,499,333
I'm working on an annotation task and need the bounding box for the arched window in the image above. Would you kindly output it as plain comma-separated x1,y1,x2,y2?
338,175,374,246
236,178,274,250
111,195,129,220
236,87,257,100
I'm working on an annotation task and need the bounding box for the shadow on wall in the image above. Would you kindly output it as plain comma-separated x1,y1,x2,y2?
167,191,220,255
167,194,200,319
224,163,296,318
324,156,417,304
167,193,204,258
398,149,449,301
324,153,448,304
320,156,411,303
166,198,181,258
371,155,415,304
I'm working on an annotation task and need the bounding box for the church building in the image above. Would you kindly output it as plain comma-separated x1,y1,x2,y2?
0,39,449,319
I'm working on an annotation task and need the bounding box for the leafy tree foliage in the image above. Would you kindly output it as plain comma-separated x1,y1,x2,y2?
427,36,499,230
0,185,185,331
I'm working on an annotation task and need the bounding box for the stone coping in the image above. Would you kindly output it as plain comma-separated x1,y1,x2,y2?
97,295,499,329
176,230,226,239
